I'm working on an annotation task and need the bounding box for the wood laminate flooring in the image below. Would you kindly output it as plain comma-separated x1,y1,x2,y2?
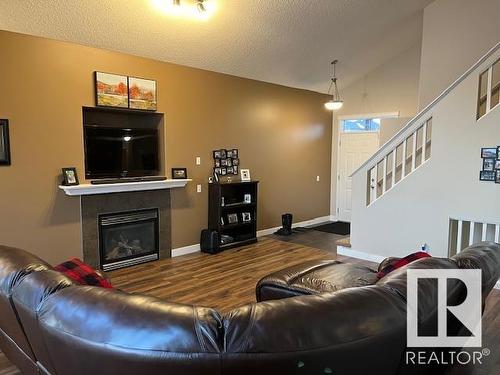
1,233,499,374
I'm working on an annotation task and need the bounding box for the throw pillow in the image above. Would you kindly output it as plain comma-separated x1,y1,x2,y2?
377,251,431,279
54,258,113,288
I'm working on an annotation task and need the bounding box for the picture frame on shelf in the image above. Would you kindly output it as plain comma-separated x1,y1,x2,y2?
61,167,79,186
221,167,227,176
232,158,239,166
481,148,497,158
221,159,228,166
227,166,234,174
171,168,187,179
128,76,157,111
213,150,222,159
220,149,227,159
240,168,251,181
244,194,252,203
0,119,11,166
95,72,129,108
242,212,251,222
214,159,221,167
483,158,495,171
226,158,233,167
227,213,238,224
480,170,495,181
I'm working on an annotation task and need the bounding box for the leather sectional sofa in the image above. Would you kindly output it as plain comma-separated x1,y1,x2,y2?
0,242,499,375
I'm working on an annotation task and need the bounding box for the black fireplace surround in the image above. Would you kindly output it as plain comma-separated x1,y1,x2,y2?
99,209,160,271
81,190,171,270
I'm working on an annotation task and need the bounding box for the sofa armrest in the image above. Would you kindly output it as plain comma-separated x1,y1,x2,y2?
378,257,401,272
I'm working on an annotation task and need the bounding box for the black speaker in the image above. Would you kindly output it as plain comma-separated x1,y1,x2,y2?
200,229,220,254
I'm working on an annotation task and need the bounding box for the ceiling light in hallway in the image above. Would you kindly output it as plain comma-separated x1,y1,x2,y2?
152,0,216,20
324,60,344,111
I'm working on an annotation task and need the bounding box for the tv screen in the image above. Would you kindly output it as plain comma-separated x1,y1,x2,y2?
84,126,159,179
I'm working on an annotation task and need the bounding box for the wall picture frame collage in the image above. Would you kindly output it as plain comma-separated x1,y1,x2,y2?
479,147,500,183
213,148,239,176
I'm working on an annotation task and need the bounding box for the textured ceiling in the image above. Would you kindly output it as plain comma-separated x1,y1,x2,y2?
0,0,432,93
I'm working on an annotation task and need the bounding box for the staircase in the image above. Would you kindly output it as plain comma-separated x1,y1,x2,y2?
350,42,500,258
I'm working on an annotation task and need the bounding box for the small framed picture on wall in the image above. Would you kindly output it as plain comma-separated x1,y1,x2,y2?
480,170,495,181
0,119,11,166
483,158,495,171
481,148,497,158
496,170,500,184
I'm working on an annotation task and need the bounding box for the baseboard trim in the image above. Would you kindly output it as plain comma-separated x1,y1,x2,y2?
171,215,334,257
336,246,386,263
171,244,200,257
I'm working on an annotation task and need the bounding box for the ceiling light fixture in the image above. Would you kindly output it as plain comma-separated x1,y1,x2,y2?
152,0,216,20
324,60,344,111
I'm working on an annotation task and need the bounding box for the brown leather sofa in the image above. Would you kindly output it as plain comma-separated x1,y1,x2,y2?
0,242,499,375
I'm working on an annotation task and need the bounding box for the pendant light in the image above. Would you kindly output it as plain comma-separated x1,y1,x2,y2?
324,60,343,111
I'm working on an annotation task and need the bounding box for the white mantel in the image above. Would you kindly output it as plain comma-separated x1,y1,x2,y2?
59,179,191,196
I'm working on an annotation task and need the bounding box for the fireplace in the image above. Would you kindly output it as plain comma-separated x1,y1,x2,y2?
98,209,159,271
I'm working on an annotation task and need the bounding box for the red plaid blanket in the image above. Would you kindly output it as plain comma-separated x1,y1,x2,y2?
54,258,113,288
377,251,431,279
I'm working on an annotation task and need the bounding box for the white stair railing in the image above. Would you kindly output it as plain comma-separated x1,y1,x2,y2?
367,117,432,205
355,41,500,207
448,218,500,256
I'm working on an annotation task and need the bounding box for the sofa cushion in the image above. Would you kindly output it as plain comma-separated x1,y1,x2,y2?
37,287,223,375
54,258,112,288
256,260,378,301
224,285,406,374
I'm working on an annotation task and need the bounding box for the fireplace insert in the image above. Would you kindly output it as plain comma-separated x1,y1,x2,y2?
98,209,159,271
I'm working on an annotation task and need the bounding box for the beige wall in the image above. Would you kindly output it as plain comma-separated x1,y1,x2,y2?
330,41,422,216
418,0,500,108
0,31,332,263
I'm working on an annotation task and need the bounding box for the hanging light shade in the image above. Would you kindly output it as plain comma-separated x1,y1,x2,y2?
324,60,343,111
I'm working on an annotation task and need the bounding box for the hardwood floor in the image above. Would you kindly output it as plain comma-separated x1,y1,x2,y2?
110,237,338,313
1,233,499,374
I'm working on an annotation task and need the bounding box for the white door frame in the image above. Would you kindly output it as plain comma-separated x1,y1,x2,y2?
332,112,399,221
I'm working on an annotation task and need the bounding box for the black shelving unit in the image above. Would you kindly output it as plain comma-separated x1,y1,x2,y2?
208,181,258,250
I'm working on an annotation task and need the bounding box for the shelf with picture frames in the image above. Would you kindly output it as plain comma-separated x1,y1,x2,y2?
208,181,259,251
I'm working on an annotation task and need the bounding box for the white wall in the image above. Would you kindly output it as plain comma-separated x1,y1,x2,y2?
351,48,500,257
330,41,422,217
418,0,500,108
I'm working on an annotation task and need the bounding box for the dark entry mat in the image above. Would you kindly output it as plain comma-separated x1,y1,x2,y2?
311,221,350,235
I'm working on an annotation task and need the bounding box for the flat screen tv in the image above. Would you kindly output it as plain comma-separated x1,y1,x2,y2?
84,126,159,179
